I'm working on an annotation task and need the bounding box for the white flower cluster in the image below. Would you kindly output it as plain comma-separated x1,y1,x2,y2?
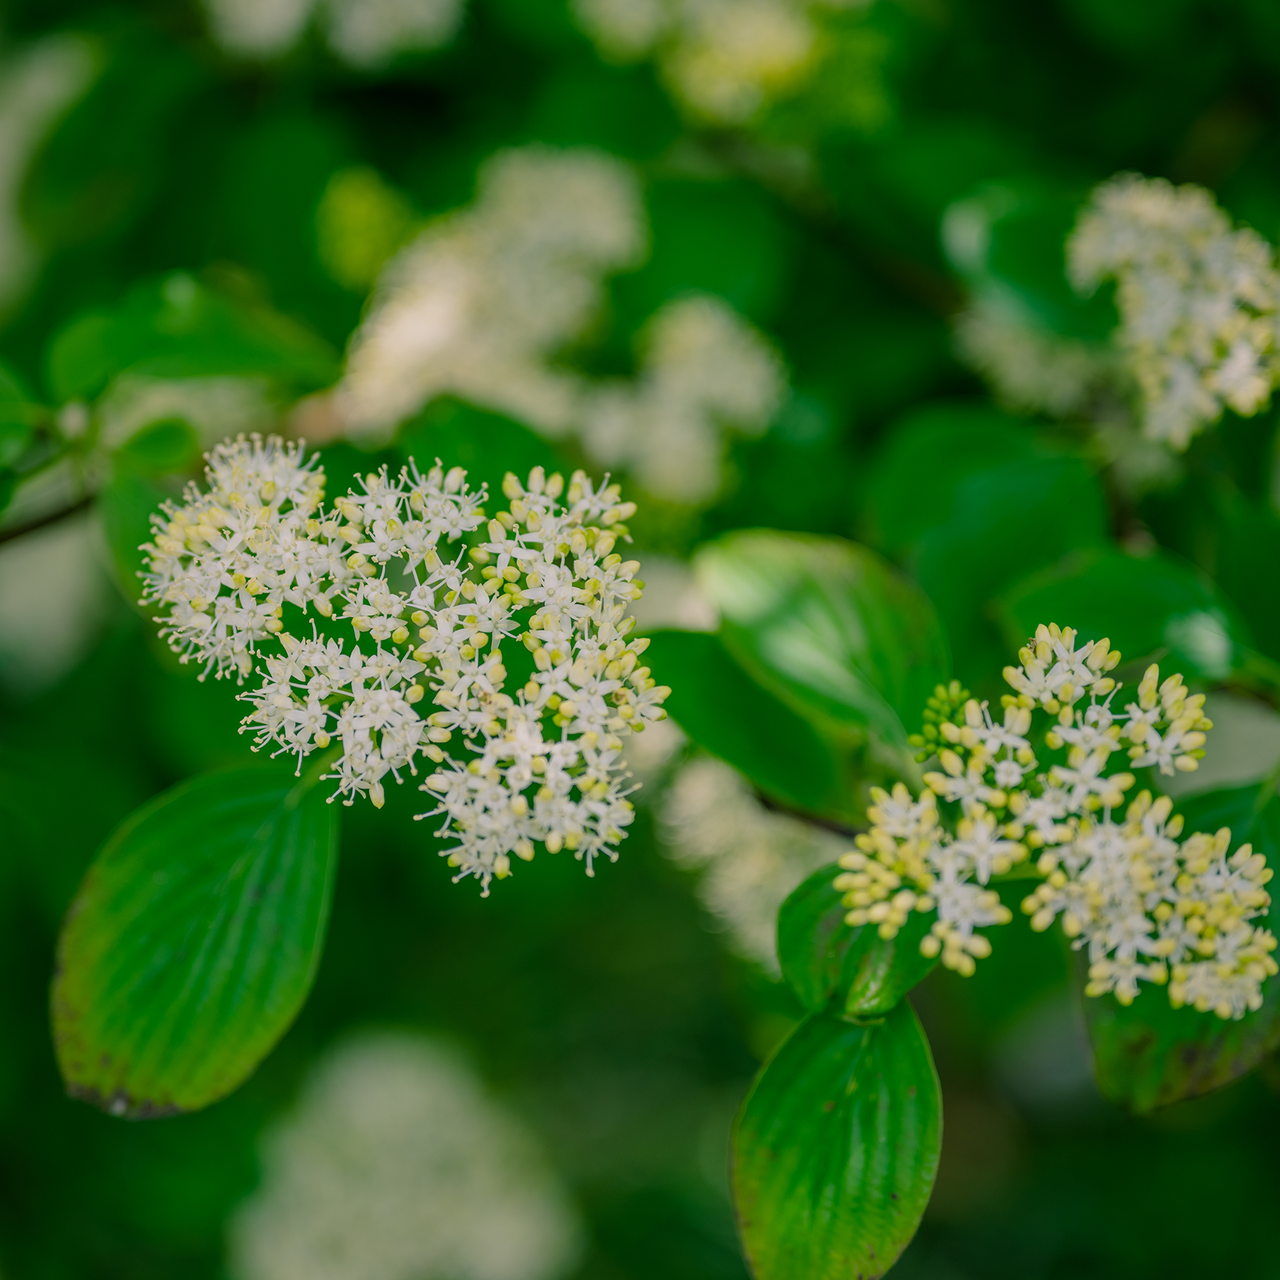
661,756,846,972
573,0,862,125
140,434,669,893
203,0,464,66
580,295,784,504
337,147,647,443
836,623,1277,1018
229,1033,582,1280
1068,174,1280,449
334,146,785,504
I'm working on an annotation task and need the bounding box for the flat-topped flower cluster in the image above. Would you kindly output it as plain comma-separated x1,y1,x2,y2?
1068,174,1280,450
140,434,669,893
835,624,1277,1019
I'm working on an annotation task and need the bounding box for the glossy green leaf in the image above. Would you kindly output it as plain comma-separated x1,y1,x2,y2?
864,400,1039,553
641,630,842,814
1211,490,1280,667
998,548,1246,681
46,273,336,404
114,416,201,475
732,1003,941,1280
46,312,117,403
778,863,937,1017
98,465,170,604
53,766,339,1117
1081,783,1280,1112
913,453,1109,684
695,530,949,749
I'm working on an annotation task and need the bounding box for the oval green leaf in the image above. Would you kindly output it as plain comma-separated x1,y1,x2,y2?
52,766,339,1117
695,530,949,750
732,1003,942,1280
46,273,336,405
914,453,1109,685
864,401,1039,554
1080,783,1280,1112
643,629,842,814
778,863,937,1017
998,548,1248,683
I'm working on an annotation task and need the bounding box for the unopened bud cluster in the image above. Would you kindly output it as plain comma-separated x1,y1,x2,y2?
140,434,670,894
836,623,1277,1017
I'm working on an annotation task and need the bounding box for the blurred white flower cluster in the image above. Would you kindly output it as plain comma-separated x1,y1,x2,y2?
951,302,1116,421
140,435,669,893
581,295,783,503
0,36,95,316
840,624,1278,1018
1068,174,1280,450
338,147,646,443
335,145,785,504
573,0,862,125
230,1033,581,1280
662,756,844,971
203,0,464,66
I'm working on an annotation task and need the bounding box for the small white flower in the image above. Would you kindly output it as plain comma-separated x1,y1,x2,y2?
141,437,669,896
1068,173,1280,449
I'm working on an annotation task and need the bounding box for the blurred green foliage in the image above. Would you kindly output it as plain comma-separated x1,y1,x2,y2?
6,0,1280,1275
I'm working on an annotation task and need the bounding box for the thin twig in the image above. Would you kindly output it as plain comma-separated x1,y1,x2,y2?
0,493,94,547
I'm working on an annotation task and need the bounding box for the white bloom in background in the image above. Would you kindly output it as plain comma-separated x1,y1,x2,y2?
335,147,786,504
140,435,670,893
581,295,785,503
952,298,1117,420
0,35,96,317
662,756,844,972
624,554,717,633
337,147,646,442
324,0,465,67
97,375,277,451
573,0,669,59
229,1033,582,1280
204,0,464,64
843,623,1278,1018
575,0,867,125
1068,174,1280,449
0,515,111,695
203,0,314,56
661,0,818,124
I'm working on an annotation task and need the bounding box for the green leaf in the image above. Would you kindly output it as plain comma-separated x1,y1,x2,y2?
944,181,1118,341
46,312,117,403
397,397,573,504
45,273,336,404
864,400,1039,553
732,1003,942,1280
913,453,1109,685
1210,490,1280,666
642,630,842,815
0,359,39,467
98,465,170,603
114,416,201,475
695,530,949,750
1080,783,1280,1112
998,548,1246,682
777,863,937,1017
52,765,339,1117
